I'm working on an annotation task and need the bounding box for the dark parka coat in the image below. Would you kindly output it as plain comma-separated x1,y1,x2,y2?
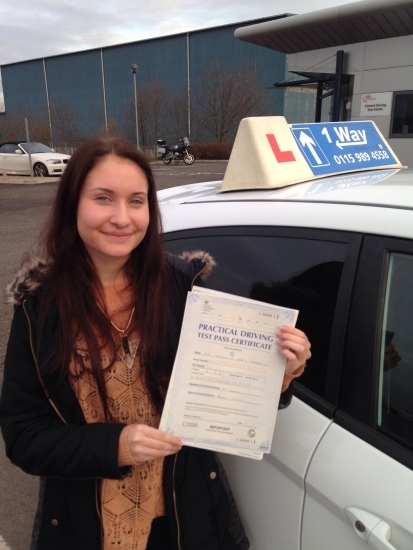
0,252,292,550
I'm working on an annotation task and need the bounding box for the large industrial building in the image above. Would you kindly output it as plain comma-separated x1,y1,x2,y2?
0,15,302,146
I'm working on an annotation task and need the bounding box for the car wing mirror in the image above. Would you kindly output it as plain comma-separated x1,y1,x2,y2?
15,150,23,154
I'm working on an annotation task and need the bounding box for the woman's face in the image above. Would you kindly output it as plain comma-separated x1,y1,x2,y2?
77,154,150,269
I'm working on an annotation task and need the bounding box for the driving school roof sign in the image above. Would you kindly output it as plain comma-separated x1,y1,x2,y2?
221,117,403,192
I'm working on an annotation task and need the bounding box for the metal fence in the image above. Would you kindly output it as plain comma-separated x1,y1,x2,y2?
49,143,158,159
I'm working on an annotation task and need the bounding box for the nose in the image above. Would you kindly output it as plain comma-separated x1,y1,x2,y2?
110,201,130,227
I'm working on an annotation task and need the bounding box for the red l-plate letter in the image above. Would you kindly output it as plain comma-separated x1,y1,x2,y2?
266,134,296,163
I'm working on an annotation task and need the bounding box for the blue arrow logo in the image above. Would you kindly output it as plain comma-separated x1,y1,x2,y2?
299,131,323,165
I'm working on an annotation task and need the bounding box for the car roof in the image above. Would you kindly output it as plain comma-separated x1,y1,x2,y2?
0,141,23,146
0,141,35,146
158,167,413,241
158,168,413,211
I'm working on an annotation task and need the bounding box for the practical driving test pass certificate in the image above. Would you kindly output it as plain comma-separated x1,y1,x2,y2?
160,287,298,457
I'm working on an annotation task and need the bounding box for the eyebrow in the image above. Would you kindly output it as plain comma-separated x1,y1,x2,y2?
89,187,147,196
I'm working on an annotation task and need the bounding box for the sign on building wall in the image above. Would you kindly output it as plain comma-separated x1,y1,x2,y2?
360,92,393,117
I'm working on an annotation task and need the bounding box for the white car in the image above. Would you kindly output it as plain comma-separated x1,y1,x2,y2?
0,141,70,177
158,166,413,550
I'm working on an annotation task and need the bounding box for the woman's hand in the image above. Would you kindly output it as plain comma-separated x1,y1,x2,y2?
126,424,182,464
277,326,311,378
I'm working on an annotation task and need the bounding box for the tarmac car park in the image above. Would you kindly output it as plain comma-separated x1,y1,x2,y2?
157,118,413,550
0,141,70,177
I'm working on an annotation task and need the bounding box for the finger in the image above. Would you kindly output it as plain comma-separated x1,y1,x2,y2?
279,349,300,363
277,330,310,347
133,438,182,453
278,343,312,364
277,339,308,354
130,446,180,464
129,425,182,449
278,325,307,338
128,438,182,463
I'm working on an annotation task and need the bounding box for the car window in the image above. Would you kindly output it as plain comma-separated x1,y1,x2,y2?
4,144,19,154
19,142,53,154
165,232,347,400
379,253,413,451
0,145,5,153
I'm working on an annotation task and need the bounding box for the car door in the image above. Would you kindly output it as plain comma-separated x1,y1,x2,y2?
164,226,361,549
1,144,28,174
301,235,413,550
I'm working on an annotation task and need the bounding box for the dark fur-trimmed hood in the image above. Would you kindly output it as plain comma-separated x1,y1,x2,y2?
177,249,216,280
6,251,216,307
5,257,50,306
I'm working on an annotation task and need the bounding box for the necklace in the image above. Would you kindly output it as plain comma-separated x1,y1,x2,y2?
96,301,139,369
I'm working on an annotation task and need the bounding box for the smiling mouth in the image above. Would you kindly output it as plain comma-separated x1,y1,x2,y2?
103,232,134,238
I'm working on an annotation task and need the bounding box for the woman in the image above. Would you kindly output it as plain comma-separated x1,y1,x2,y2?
0,137,311,550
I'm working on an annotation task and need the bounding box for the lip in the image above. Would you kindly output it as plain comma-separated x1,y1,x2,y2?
102,232,134,239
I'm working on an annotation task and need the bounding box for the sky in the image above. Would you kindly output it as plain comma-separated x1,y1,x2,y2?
0,0,365,66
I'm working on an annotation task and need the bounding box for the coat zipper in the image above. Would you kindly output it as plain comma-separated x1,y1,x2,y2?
191,263,208,290
95,480,104,549
172,452,182,550
22,299,68,425
23,299,104,548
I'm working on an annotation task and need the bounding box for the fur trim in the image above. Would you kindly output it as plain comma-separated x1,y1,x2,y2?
5,250,216,306
5,257,50,306
178,250,216,280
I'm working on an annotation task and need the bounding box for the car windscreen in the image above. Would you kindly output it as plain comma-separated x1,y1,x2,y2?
19,142,54,154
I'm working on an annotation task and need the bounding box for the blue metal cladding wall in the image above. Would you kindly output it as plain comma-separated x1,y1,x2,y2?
1,59,48,118
45,49,104,137
104,33,188,132
1,17,288,141
189,23,286,140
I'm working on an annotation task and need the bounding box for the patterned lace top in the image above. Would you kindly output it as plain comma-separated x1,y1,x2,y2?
68,284,165,550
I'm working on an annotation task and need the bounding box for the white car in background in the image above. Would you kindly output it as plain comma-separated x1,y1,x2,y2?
0,141,70,177
158,166,413,550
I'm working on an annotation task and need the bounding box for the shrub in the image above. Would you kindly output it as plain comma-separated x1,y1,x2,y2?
190,142,233,160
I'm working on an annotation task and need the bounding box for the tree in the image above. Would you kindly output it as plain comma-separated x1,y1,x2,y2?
98,119,122,139
0,110,51,144
125,81,171,146
193,62,271,142
31,110,52,144
0,111,23,142
169,93,189,142
49,101,83,144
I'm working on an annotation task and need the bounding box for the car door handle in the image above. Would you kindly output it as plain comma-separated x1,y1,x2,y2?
345,508,398,550
369,521,398,550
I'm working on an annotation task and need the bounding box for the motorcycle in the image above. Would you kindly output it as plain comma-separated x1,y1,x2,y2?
157,137,195,165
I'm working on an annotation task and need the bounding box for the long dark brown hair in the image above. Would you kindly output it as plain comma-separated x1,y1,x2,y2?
38,137,169,416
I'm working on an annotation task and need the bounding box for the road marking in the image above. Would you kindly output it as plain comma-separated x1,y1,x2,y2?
0,534,11,550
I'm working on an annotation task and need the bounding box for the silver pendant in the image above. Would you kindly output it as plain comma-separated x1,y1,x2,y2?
117,338,140,369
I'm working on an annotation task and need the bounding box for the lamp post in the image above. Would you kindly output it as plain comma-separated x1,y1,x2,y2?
130,64,139,149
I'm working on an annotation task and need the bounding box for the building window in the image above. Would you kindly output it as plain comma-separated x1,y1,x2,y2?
390,91,413,138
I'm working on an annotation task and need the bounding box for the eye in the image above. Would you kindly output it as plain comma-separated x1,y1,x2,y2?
96,195,110,202
130,197,144,205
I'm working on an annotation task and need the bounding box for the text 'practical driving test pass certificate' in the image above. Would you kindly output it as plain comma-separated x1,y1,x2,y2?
160,287,298,459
